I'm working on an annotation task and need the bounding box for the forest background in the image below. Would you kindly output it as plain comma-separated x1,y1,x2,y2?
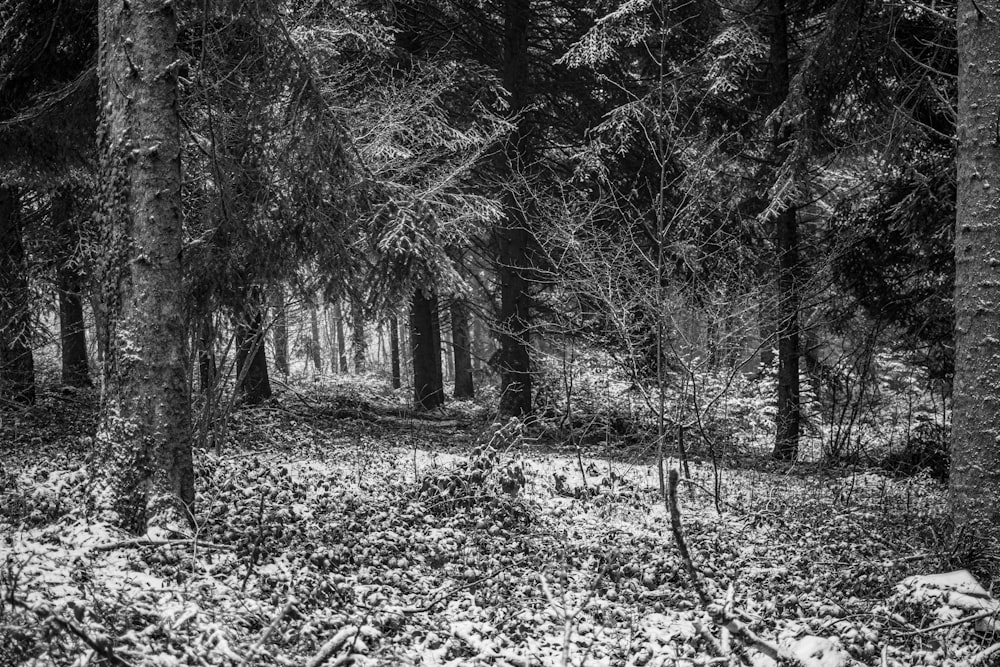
2,0,1000,665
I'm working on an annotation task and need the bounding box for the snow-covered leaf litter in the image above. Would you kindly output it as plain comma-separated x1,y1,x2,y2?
0,387,989,666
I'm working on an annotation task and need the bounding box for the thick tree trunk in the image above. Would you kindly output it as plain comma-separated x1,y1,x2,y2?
0,185,35,405
308,293,323,372
410,289,444,409
235,293,272,404
390,314,402,390
90,0,193,533
451,299,475,399
350,294,367,373
271,285,289,376
333,299,348,373
952,0,1000,542
52,187,91,388
497,0,533,417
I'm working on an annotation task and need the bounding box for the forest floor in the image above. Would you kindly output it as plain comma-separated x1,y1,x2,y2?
0,376,996,667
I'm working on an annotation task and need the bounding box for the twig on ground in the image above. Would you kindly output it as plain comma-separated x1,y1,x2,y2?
91,538,233,552
241,596,297,665
305,624,358,667
667,468,710,606
898,608,999,636
575,449,589,496
402,556,530,614
970,641,1000,665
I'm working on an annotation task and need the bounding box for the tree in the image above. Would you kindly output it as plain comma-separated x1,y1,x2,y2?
496,0,533,417
234,289,273,404
451,297,474,398
951,0,1000,544
90,0,193,533
271,284,290,375
0,183,35,403
411,288,444,409
52,186,91,388
390,313,402,389
351,292,367,373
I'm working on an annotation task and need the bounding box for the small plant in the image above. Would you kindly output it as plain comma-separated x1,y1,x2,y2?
417,418,528,520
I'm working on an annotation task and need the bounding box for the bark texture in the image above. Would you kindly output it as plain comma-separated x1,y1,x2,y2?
410,289,444,409
235,295,272,404
350,294,367,373
271,285,289,375
0,185,35,404
952,0,1000,542
52,187,91,388
308,293,323,372
389,314,401,390
451,298,475,399
767,0,798,460
497,0,533,417
333,299,348,373
91,0,193,533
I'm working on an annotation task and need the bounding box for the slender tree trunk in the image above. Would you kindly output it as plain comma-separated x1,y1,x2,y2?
410,289,444,409
198,313,216,394
451,299,475,398
333,299,348,373
400,314,411,386
350,294,367,373
234,291,272,403
767,0,800,460
52,187,90,388
390,314,401,390
0,184,35,404
271,284,289,375
495,0,533,417
308,293,323,372
473,314,487,370
774,208,801,458
951,0,1000,541
58,273,90,388
90,0,193,533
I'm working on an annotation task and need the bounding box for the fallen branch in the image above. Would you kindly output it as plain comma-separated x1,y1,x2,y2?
667,469,710,606
306,625,359,667
970,641,1000,665
91,538,233,552
899,609,998,637
241,596,297,665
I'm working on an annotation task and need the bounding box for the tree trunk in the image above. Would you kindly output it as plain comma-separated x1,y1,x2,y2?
351,294,367,373
90,0,193,533
390,314,402,390
52,187,91,388
951,0,1000,542
767,0,800,461
333,299,348,373
308,292,323,372
410,289,444,409
58,272,90,388
497,0,533,417
451,299,475,398
773,208,801,459
198,313,216,394
235,293,272,404
0,184,35,404
271,284,289,376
